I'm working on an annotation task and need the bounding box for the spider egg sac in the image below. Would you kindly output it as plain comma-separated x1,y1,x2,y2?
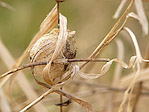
29,28,77,84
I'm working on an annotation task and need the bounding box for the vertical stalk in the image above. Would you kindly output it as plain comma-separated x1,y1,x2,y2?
60,87,63,112
56,1,63,112
57,1,60,28
132,44,149,112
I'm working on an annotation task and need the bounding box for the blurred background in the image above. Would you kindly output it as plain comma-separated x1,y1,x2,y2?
0,0,149,112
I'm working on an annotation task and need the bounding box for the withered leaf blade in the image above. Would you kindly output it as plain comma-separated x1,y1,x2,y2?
56,89,94,112
40,4,58,34
43,13,68,85
78,56,138,80
15,4,58,68
71,97,94,112
1,4,58,85
123,27,142,63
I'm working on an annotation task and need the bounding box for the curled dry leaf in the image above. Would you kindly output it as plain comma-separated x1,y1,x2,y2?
114,0,148,35
30,14,77,86
127,12,140,20
118,27,144,112
123,27,142,63
78,56,137,80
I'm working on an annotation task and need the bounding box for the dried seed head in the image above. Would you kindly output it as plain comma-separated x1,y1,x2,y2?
29,28,77,84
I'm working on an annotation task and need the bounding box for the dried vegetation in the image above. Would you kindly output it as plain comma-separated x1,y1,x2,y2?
0,0,149,112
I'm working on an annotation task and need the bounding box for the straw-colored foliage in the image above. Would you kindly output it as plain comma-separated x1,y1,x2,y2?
0,0,149,112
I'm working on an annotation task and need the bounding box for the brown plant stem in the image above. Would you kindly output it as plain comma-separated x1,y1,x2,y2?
0,58,109,79
132,82,143,112
80,0,134,69
20,79,93,112
57,1,60,28
56,1,62,111
60,87,63,112
90,0,134,57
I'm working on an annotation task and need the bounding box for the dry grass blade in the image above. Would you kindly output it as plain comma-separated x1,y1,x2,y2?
88,0,134,59
118,27,142,112
54,88,95,112
40,5,58,32
113,0,128,19
132,45,149,112
120,68,149,86
79,10,133,71
123,27,142,63
78,56,136,80
21,82,93,112
142,59,149,62
78,12,135,79
78,0,134,72
20,88,55,112
16,4,58,67
113,39,124,85
135,0,148,35
0,88,11,112
119,69,149,112
51,13,68,61
114,0,148,36
0,0,15,11
0,38,48,112
107,39,124,112
127,12,140,20
0,4,58,87
43,13,68,85
55,89,94,112
70,97,94,112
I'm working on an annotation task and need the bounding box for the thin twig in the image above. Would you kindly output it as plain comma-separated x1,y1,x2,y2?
20,80,93,112
41,83,149,104
67,58,110,63
56,1,63,111
0,58,110,79
56,1,66,111
57,1,60,28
